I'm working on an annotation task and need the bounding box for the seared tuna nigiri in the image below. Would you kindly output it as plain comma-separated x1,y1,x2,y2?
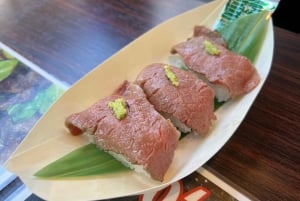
65,82,179,181
135,63,216,135
171,30,260,102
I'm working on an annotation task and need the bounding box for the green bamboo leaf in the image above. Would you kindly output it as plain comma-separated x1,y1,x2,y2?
216,10,270,62
34,143,130,178
0,59,18,81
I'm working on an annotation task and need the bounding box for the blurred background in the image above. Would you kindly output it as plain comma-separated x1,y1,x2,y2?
273,0,299,33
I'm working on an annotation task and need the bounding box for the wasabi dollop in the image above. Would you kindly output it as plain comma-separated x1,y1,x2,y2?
108,98,127,120
204,40,220,56
164,65,179,87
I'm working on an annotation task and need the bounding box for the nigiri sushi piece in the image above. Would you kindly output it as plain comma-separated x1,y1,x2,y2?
135,63,216,135
65,82,180,181
171,28,260,102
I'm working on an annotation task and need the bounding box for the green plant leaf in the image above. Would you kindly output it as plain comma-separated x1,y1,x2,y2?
215,10,270,62
0,59,18,81
34,143,130,178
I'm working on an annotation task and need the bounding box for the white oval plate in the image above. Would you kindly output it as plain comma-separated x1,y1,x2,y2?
4,0,274,200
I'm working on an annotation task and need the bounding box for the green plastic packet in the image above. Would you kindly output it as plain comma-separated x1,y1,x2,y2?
214,0,279,31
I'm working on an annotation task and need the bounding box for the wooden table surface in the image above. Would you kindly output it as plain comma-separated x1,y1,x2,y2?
0,0,299,200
